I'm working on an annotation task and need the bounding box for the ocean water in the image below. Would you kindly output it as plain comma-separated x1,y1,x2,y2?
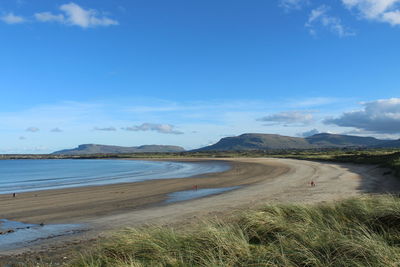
0,159,230,194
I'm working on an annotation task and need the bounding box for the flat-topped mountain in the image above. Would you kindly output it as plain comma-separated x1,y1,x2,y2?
198,133,312,151
53,144,185,155
196,133,399,151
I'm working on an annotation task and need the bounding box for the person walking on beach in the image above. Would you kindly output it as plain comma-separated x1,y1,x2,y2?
310,181,316,187
12,193,16,198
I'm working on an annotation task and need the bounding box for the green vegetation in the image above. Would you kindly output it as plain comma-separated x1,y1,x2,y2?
276,150,400,178
70,195,400,267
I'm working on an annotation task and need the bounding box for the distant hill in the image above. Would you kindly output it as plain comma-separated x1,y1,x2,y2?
305,133,388,147
53,144,185,155
196,133,400,151
370,139,400,148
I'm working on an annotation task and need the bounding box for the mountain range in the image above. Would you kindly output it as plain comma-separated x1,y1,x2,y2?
196,133,400,151
52,133,400,154
53,144,185,155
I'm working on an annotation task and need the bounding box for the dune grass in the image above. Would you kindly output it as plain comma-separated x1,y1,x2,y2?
70,195,400,267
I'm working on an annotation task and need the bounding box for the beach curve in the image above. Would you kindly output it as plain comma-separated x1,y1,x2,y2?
1,157,400,257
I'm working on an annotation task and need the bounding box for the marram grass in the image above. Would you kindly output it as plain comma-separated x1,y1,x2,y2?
70,195,400,267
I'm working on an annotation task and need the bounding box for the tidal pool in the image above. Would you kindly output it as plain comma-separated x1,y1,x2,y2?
0,219,86,251
166,186,241,203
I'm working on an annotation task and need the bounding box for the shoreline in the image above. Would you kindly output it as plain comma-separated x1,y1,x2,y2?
0,158,285,224
0,158,230,195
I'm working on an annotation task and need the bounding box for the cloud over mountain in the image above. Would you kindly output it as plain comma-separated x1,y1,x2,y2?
325,98,400,134
298,128,321,137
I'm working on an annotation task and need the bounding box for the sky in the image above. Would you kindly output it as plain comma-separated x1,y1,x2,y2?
1,0,400,153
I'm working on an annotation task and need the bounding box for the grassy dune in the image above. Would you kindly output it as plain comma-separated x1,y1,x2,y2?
71,195,400,267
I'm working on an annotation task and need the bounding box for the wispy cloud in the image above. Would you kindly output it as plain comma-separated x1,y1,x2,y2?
94,127,117,131
34,2,119,28
0,12,25,24
342,0,400,26
279,0,309,11
50,128,63,132
122,123,184,135
35,12,65,23
258,111,314,126
287,97,342,108
306,5,355,37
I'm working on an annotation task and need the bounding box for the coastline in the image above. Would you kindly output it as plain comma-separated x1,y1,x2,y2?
0,158,286,224
1,157,400,261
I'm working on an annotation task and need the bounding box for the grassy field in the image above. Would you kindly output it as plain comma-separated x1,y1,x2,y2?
69,195,400,267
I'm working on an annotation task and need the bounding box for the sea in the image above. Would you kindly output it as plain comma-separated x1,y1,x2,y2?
0,159,230,195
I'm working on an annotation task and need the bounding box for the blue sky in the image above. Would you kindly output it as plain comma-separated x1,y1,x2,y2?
1,0,400,153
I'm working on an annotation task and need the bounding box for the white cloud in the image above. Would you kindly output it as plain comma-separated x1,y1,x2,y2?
258,111,314,125
0,13,25,24
324,98,400,134
60,2,118,27
35,12,65,23
342,0,400,25
279,0,309,11
382,10,400,24
34,2,118,28
26,127,40,133
122,123,184,135
306,5,355,37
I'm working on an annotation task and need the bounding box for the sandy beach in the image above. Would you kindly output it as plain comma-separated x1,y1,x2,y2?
1,157,400,259
0,159,287,224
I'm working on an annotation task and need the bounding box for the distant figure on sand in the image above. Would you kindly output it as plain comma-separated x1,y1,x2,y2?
310,181,316,187
193,185,198,191
12,193,16,197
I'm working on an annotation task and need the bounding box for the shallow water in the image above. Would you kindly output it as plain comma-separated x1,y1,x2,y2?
0,159,230,194
166,186,241,203
0,219,86,251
